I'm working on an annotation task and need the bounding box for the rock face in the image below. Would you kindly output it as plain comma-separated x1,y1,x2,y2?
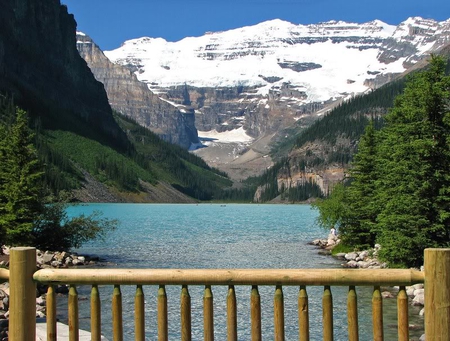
76,33,199,149
163,84,313,139
0,0,127,146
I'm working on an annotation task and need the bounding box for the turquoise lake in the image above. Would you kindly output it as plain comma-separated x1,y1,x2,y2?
65,203,423,340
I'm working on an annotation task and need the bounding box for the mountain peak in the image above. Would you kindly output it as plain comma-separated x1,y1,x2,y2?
105,17,450,102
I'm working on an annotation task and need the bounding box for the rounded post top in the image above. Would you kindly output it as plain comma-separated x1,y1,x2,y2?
424,248,450,251
10,247,36,251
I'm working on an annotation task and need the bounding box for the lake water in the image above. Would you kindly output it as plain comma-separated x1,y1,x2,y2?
64,203,423,340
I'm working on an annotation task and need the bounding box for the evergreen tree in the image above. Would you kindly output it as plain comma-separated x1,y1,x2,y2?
343,121,380,248
314,55,450,267
0,101,118,250
375,55,450,266
0,108,44,245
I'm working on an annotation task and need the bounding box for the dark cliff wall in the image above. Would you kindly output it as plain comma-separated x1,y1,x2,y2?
76,34,199,149
0,0,128,148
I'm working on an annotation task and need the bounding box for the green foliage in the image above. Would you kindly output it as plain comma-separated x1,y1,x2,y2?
374,56,450,266
34,124,83,193
46,130,156,192
330,242,354,256
215,185,256,203
341,121,380,249
295,81,403,149
33,201,117,251
312,183,349,230
0,103,44,246
251,159,288,202
314,56,450,267
282,179,323,202
0,98,117,250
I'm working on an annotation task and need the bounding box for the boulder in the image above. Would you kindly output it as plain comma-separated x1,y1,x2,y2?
357,261,370,268
42,252,55,264
345,252,358,261
344,260,358,268
36,296,45,306
382,291,394,299
72,259,82,266
412,290,425,306
413,283,424,290
54,251,68,262
406,286,415,297
327,238,336,246
359,250,369,259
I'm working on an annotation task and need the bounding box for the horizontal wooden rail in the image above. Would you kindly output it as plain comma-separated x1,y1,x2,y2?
33,268,424,286
9,248,450,341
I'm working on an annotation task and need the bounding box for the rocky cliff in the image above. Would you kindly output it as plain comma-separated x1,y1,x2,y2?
76,33,199,149
163,83,314,138
0,0,127,147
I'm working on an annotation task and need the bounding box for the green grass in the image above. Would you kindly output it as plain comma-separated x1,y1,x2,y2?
331,242,355,255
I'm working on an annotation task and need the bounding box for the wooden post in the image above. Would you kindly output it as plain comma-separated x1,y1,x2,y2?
322,286,333,341
397,286,408,341
181,285,192,341
9,247,36,341
112,285,123,341
227,285,237,341
250,285,261,341
158,285,168,341
425,248,450,341
347,286,359,341
46,285,57,341
203,285,214,341
68,285,79,341
372,286,383,341
274,285,285,341
91,285,101,341
135,285,145,341
298,285,309,341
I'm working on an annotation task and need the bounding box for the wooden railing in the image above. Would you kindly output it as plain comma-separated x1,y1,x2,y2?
4,247,450,340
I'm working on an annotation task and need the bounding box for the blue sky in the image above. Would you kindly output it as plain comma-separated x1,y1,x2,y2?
62,0,450,51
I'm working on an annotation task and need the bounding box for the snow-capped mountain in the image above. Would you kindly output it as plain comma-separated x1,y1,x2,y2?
105,17,450,103
96,17,450,181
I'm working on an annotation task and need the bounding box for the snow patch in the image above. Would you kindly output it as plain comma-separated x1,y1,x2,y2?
198,127,253,144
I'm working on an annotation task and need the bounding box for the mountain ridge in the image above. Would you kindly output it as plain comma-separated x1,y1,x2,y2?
76,32,199,149
105,16,450,96
92,16,450,182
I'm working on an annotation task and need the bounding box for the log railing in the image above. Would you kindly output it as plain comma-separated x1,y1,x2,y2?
4,247,450,340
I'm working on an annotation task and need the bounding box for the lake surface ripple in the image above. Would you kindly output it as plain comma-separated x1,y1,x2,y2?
64,204,423,340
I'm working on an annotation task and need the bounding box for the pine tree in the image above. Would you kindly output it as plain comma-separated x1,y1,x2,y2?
0,108,44,246
313,55,450,267
343,121,380,248
375,55,450,266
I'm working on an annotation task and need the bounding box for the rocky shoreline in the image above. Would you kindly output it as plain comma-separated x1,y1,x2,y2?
0,247,102,340
310,234,388,269
311,234,425,341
